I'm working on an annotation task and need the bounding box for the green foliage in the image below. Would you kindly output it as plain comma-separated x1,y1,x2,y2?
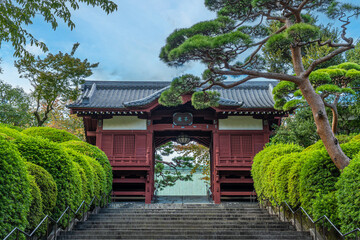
73,162,86,202
313,191,339,227
61,141,112,193
191,91,220,109
15,43,99,126
0,80,32,127
22,127,81,143
26,162,57,216
340,141,360,158
273,153,301,204
0,0,117,58
62,148,95,203
154,142,194,191
299,149,340,218
0,135,31,239
0,125,27,140
288,151,311,207
270,108,319,148
346,41,360,64
15,136,82,218
26,176,44,232
336,154,360,233
86,156,107,196
251,144,303,198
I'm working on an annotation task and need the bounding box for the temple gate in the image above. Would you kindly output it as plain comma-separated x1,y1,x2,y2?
69,80,286,203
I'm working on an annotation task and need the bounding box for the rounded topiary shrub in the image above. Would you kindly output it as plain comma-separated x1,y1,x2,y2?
73,161,86,202
22,127,80,143
299,149,340,218
0,135,31,239
251,144,303,198
0,125,26,140
336,154,360,233
62,148,95,203
287,151,312,207
340,141,360,159
273,152,301,204
26,162,58,215
61,141,112,193
86,156,107,197
26,176,44,232
303,139,325,152
15,136,82,218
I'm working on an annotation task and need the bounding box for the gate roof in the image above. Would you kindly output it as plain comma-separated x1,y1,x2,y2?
68,80,278,110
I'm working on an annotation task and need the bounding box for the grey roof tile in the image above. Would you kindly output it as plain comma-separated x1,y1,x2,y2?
68,80,277,109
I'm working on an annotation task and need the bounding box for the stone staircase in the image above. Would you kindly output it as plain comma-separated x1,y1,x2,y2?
58,202,312,240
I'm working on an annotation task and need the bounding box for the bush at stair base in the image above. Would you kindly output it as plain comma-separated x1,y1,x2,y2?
26,176,44,233
61,140,112,194
63,148,95,204
26,162,58,216
336,153,360,234
299,149,340,223
251,143,303,199
15,136,83,219
22,127,81,143
0,135,31,239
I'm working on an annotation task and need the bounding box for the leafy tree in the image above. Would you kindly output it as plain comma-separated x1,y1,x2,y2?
154,142,194,191
0,80,32,126
15,43,98,126
270,108,320,148
273,62,360,133
159,0,360,169
0,0,117,58
45,100,85,140
346,41,360,64
174,142,210,184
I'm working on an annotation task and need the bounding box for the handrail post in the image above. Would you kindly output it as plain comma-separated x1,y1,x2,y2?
46,217,49,237
322,218,325,237
315,222,317,240
300,211,303,231
16,229,19,240
82,202,86,221
283,205,285,221
54,222,57,240
67,209,70,231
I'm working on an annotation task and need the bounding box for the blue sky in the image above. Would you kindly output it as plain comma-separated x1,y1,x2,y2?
1,1,216,91
1,0,359,92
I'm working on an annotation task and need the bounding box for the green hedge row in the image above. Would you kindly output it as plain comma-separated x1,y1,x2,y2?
252,134,360,233
0,126,112,239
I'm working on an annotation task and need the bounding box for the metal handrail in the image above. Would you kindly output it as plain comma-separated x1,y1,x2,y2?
255,191,360,240
3,191,112,240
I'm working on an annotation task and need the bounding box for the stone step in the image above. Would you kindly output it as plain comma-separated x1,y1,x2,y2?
58,233,311,240
75,222,292,228
57,203,311,240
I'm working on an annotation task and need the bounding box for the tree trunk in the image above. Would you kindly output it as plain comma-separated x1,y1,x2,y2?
299,79,349,169
331,106,338,134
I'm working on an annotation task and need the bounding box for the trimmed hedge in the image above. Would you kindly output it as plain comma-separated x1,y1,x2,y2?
26,176,44,232
0,125,26,140
273,152,301,204
287,151,312,207
15,136,82,218
336,153,360,233
22,127,81,143
61,141,112,193
26,162,57,215
86,156,107,196
252,144,303,198
299,149,340,218
0,135,31,239
62,148,95,203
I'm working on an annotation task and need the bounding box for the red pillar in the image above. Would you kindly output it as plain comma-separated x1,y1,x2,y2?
145,131,154,204
212,131,221,204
